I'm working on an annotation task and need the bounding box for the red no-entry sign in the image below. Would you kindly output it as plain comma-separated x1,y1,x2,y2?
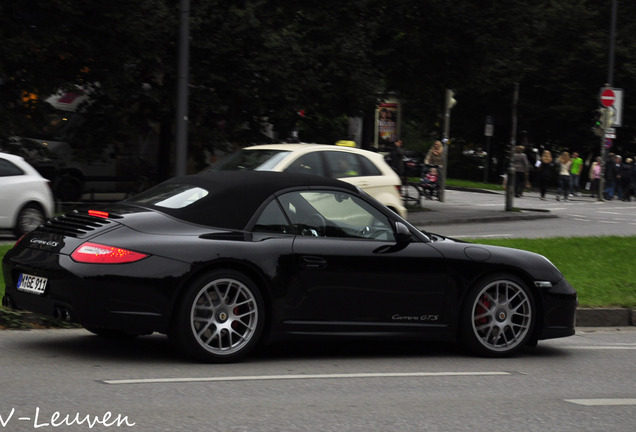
600,88,616,107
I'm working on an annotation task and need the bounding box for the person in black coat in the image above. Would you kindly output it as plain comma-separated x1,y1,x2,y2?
619,157,633,201
604,154,619,200
390,140,405,185
536,150,555,200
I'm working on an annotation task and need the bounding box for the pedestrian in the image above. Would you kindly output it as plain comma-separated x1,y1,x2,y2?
569,151,583,197
512,145,530,197
588,156,602,198
604,153,618,200
536,150,554,200
390,140,406,185
424,140,444,166
619,157,632,201
556,151,572,201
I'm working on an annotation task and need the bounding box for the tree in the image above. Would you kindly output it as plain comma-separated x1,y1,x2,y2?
3,0,636,182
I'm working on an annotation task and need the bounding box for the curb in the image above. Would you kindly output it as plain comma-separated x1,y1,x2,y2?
410,211,558,227
408,207,558,227
576,308,634,327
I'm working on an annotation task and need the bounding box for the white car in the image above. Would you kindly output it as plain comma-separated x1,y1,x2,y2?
211,143,407,217
0,152,55,237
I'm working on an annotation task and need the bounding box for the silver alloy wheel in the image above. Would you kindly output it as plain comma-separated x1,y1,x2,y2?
470,279,532,353
189,277,259,356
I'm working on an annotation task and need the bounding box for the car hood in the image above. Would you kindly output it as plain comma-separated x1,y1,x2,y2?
426,234,564,282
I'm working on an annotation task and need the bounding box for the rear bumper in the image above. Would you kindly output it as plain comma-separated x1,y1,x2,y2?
3,253,189,334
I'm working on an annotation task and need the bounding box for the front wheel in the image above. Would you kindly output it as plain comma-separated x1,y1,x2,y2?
170,270,265,363
460,273,535,357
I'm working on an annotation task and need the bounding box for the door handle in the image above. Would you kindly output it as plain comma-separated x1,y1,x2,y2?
301,256,327,269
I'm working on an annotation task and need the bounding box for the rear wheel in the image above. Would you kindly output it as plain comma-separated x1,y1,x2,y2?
170,270,264,363
460,273,535,357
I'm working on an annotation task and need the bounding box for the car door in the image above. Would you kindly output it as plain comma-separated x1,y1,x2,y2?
277,189,448,331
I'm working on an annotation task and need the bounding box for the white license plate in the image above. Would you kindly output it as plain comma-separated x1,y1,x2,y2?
17,273,48,295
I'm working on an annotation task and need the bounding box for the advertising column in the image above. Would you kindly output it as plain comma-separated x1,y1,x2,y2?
374,100,400,150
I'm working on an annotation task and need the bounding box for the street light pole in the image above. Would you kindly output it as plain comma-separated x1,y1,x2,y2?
506,82,519,211
599,0,618,201
439,89,455,202
175,0,190,177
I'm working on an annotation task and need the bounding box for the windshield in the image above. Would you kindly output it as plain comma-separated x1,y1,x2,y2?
212,149,290,171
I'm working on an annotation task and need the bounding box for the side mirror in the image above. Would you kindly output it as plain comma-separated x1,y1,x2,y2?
395,221,412,245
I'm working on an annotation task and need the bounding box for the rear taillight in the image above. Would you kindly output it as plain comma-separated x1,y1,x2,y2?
71,242,148,264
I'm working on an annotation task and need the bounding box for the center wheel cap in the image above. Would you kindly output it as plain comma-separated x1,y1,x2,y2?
497,310,507,321
217,310,229,322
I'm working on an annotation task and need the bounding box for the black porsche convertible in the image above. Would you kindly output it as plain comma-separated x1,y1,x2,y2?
2,171,577,362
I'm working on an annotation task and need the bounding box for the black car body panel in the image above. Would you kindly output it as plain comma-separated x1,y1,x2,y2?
2,171,577,360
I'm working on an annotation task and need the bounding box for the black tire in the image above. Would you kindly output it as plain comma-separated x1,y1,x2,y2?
14,203,46,237
169,270,265,363
460,273,535,357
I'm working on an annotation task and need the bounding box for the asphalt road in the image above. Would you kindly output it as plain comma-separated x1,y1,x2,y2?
0,328,635,431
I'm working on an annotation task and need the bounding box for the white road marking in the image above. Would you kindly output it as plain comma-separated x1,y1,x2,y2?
565,399,636,406
102,371,511,385
562,346,636,350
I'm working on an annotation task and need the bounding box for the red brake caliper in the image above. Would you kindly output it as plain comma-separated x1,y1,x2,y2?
476,295,491,326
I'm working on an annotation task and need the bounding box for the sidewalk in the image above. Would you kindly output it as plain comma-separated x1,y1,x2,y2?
404,187,634,328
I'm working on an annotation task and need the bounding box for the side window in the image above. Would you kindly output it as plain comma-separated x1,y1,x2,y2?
278,190,396,241
252,200,292,234
324,151,362,178
0,159,25,177
284,152,325,176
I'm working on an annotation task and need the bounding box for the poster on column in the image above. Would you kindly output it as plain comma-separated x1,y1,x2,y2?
376,102,399,149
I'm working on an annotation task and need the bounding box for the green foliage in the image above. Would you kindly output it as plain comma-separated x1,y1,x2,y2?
2,0,636,175
0,306,81,330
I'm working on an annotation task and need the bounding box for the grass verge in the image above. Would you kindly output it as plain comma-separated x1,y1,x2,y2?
470,236,636,308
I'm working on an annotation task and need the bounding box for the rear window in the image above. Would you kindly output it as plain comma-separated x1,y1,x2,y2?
127,184,208,209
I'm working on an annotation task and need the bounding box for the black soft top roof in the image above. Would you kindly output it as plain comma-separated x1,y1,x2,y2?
138,171,357,230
